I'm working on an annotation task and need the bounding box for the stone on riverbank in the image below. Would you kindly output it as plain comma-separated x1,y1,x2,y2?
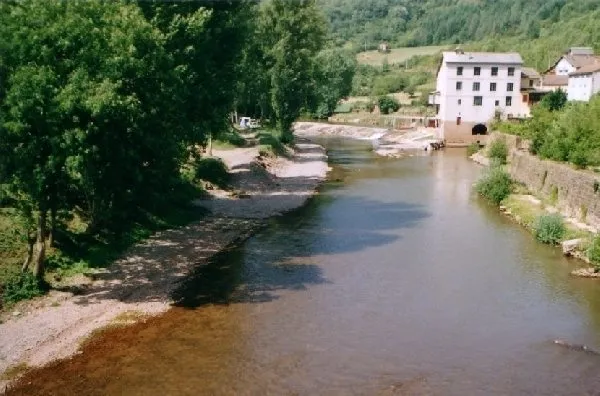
571,267,600,278
562,239,583,256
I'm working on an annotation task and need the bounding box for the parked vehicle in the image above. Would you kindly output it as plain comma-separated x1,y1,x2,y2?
239,117,260,129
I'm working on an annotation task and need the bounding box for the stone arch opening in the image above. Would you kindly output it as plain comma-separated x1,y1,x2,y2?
472,123,488,135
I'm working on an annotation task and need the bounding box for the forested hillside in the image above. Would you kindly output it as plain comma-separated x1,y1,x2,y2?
319,0,600,69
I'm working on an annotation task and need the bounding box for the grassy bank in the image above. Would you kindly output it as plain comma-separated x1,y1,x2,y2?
473,144,598,273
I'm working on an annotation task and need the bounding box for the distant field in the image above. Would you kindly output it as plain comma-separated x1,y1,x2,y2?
357,46,448,66
343,93,413,105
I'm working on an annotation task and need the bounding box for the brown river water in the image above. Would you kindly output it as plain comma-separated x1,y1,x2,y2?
8,139,600,395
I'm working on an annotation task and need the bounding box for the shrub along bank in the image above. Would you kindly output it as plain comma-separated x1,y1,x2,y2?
473,131,600,275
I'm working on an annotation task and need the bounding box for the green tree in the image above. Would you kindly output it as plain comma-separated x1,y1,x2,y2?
311,49,357,118
378,95,400,114
0,65,62,277
259,0,326,142
540,89,568,111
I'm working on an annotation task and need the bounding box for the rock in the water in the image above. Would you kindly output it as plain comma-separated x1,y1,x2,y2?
562,238,582,256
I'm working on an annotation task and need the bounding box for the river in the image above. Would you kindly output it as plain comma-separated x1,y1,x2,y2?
8,139,600,395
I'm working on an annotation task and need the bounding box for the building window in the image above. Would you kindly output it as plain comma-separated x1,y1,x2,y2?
473,82,480,91
474,96,483,106
456,81,462,90
457,66,463,76
495,100,500,106
508,67,515,76
456,117,461,125
529,80,534,87
474,67,481,76
507,83,514,92
491,67,498,76
490,82,497,92
506,96,512,106
458,99,462,105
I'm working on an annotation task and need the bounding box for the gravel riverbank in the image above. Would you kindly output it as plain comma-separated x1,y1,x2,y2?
0,139,329,388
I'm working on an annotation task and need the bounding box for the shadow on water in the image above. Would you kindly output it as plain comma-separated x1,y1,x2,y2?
173,192,429,309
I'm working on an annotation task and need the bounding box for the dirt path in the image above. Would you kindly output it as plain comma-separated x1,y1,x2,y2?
0,138,329,388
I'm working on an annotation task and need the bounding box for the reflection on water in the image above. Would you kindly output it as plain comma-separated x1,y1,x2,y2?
8,140,600,395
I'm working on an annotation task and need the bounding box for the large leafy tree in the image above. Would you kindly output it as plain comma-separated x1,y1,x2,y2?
0,1,178,278
310,49,357,118
259,0,327,142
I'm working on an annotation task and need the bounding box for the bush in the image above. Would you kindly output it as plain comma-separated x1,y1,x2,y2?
195,157,230,188
378,95,400,114
587,234,600,272
258,131,286,157
2,272,46,306
534,214,566,244
467,142,480,157
475,166,512,205
487,138,508,164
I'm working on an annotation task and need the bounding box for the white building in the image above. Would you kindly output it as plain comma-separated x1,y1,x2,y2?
543,47,600,93
567,64,600,101
431,50,524,146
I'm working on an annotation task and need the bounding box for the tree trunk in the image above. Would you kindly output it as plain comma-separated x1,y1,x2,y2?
207,132,213,157
48,206,56,248
32,210,47,280
21,233,36,273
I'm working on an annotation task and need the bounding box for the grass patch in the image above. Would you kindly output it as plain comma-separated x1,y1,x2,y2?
502,195,543,229
534,214,566,245
213,129,246,149
467,142,481,157
2,272,47,307
257,129,287,158
0,209,26,286
356,46,447,66
587,235,600,272
0,362,30,381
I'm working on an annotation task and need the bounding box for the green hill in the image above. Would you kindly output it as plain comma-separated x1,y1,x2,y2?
319,0,600,69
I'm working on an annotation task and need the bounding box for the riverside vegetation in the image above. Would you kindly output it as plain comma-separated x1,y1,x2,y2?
0,0,356,307
475,108,600,273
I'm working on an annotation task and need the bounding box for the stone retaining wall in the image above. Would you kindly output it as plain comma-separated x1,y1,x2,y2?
494,132,600,229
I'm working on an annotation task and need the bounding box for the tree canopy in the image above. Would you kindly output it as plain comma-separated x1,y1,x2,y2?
0,0,354,284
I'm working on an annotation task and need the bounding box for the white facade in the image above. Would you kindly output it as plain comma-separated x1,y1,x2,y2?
554,58,576,76
434,51,524,145
567,69,600,101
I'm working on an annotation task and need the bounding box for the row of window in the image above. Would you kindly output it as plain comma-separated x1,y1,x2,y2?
456,97,513,106
465,96,513,106
456,81,514,91
457,66,516,77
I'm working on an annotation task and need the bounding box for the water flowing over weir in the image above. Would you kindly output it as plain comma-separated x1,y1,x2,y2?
8,139,600,395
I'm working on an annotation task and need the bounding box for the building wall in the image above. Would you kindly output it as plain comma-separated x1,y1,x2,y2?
593,72,600,98
439,63,522,124
554,58,576,75
568,74,593,101
436,60,523,144
442,121,490,146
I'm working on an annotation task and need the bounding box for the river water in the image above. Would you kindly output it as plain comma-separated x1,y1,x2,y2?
9,139,600,395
